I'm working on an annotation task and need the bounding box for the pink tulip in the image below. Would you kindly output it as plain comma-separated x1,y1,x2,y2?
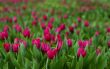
32,38,41,49
47,22,53,29
13,24,22,32
44,33,51,41
57,40,63,51
77,17,81,23
49,17,54,23
3,43,10,52
67,39,73,47
12,43,20,53
43,15,47,21
77,48,86,58
0,31,8,40
63,14,68,19
41,22,46,29
32,20,37,26
84,20,89,27
95,31,100,36
78,40,88,48
13,16,17,23
47,49,57,59
41,42,50,53
14,38,19,43
23,28,31,38
60,24,65,31
19,39,27,48
3,25,9,32
69,26,74,33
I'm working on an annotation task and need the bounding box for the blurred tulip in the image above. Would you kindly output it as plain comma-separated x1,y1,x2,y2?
3,43,10,52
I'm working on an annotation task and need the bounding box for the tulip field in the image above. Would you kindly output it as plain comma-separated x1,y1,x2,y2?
0,0,110,69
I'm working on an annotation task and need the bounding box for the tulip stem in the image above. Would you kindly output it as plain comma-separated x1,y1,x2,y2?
46,58,49,69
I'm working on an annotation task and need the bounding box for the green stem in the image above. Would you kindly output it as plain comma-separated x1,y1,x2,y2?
46,58,49,69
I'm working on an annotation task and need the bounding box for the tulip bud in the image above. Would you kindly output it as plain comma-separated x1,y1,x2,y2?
69,26,74,33
47,48,57,59
23,28,31,38
44,33,51,41
67,39,73,47
3,43,10,52
32,38,41,49
84,20,89,27
63,14,68,19
78,40,88,48
13,16,17,23
60,24,65,31
3,25,9,32
43,15,47,21
49,17,54,23
13,24,22,32
14,38,19,43
77,17,81,23
32,20,37,26
41,22,46,29
0,31,8,40
77,48,86,58
47,22,53,29
57,40,63,51
95,31,100,36
12,43,20,53
41,42,50,53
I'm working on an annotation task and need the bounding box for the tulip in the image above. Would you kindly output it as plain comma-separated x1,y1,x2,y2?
19,39,27,48
43,15,47,21
55,27,61,34
44,27,50,34
74,23,78,28
84,20,89,27
47,48,57,59
3,43,10,52
60,24,65,31
12,43,20,53
67,39,73,47
14,38,19,43
57,40,63,51
13,24,22,32
44,33,51,41
63,14,68,19
13,16,17,23
32,38,41,49
95,31,100,36
77,48,86,58
49,17,54,23
0,31,8,40
47,22,53,29
69,26,74,33
23,28,31,38
41,42,50,53
41,22,46,29
32,20,37,26
3,25,9,32
77,17,81,23
78,40,88,48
